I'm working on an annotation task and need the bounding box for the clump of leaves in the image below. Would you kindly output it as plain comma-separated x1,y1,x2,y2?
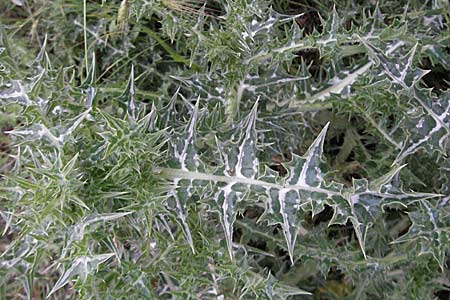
1,0,450,299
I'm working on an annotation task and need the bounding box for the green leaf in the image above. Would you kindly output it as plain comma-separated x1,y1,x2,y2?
161,105,441,264
47,253,114,298
215,101,259,259
166,101,202,253
119,65,138,121
392,200,449,271
362,40,450,162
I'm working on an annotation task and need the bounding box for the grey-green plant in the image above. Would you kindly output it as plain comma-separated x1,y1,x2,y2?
0,0,449,299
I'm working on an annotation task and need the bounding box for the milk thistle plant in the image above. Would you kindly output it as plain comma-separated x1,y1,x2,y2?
0,0,449,299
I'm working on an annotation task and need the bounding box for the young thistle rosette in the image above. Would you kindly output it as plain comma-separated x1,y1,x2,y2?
1,1,450,297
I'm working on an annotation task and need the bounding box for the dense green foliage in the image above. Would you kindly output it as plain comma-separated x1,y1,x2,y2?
0,0,449,299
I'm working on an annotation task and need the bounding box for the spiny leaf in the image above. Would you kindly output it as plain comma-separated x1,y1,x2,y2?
289,40,403,107
7,107,92,148
215,101,259,259
119,64,137,120
166,101,201,252
265,273,312,299
81,53,96,88
364,41,429,89
63,212,132,258
369,164,407,192
260,123,340,264
330,177,439,259
362,40,450,162
395,90,450,163
47,253,114,298
0,80,31,105
392,200,449,271
161,107,441,263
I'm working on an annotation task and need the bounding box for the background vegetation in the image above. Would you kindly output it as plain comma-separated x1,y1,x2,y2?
0,0,449,299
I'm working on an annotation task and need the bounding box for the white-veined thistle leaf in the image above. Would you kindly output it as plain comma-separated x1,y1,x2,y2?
369,164,407,192
319,5,339,46
392,200,449,271
260,123,342,264
363,41,429,89
215,101,259,259
156,86,181,129
0,80,31,105
28,34,49,96
63,212,132,258
6,107,91,148
119,64,138,120
158,107,442,264
136,103,157,132
167,101,202,252
47,253,114,298
0,35,52,107
289,40,404,107
362,40,450,162
330,174,440,259
235,101,259,179
394,91,450,163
